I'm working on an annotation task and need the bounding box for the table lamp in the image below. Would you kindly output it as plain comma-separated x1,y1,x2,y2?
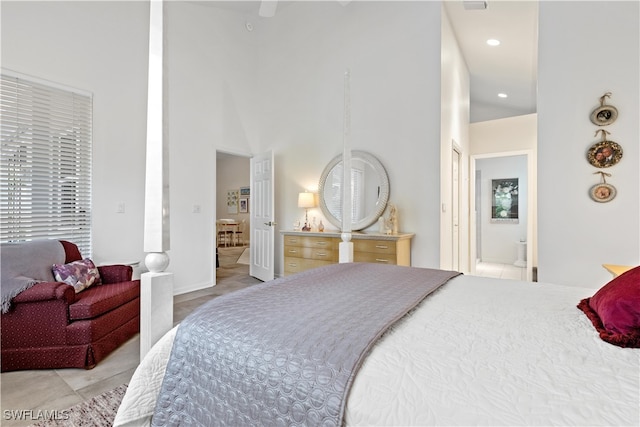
298,192,315,231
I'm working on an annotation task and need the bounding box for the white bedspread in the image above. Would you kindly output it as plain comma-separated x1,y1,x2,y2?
115,274,640,426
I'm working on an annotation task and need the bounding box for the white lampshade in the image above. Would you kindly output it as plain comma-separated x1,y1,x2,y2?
298,192,315,208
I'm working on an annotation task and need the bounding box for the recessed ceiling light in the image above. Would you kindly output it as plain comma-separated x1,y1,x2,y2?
486,39,501,46
498,93,508,98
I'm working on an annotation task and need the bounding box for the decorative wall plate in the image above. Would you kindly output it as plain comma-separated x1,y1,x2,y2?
590,171,616,203
590,92,618,126
590,105,618,126
589,183,616,203
587,129,623,168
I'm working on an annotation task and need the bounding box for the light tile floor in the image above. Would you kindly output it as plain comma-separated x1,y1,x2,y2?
475,261,527,281
0,246,259,427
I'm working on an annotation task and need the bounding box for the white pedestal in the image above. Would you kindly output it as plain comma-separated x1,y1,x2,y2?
140,271,173,361
339,241,354,263
514,241,527,267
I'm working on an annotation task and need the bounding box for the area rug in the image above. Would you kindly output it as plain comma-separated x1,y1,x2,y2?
29,384,127,427
236,248,250,265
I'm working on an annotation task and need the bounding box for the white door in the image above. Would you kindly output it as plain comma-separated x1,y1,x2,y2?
452,146,461,271
249,151,275,281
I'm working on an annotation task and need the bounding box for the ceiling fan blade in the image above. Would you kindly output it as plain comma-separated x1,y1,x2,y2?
259,0,278,17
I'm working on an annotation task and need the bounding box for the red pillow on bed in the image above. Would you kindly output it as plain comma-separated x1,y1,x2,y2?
578,265,640,348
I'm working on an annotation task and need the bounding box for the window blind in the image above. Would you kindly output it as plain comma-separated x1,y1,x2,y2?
0,73,93,256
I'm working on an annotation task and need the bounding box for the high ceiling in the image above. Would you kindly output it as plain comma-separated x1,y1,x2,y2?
190,0,539,123
444,0,538,122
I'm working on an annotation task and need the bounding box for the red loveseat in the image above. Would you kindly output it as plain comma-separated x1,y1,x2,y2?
1,240,140,371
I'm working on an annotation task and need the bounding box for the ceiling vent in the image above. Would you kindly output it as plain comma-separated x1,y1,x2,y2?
463,1,488,10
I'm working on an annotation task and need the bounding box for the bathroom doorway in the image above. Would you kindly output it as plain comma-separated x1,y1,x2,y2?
470,151,534,281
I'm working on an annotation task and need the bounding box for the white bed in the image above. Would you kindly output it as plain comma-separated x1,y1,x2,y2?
115,273,639,426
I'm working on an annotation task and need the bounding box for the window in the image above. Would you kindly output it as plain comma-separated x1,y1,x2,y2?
1,72,93,255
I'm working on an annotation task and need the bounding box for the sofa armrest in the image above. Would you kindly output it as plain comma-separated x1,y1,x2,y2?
98,265,133,284
11,281,75,305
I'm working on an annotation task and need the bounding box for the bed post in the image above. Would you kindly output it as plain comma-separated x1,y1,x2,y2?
340,69,354,263
141,0,174,361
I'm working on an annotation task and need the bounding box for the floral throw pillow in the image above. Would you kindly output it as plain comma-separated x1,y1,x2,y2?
52,258,102,293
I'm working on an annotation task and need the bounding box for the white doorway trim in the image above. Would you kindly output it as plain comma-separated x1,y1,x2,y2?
215,149,252,286
451,141,462,272
469,149,534,281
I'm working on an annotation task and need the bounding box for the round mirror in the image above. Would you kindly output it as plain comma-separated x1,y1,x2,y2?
318,150,390,231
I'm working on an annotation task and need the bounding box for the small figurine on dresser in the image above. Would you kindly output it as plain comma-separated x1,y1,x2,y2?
318,220,325,232
386,203,398,235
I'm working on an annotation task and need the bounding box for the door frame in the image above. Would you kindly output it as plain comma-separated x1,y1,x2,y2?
214,149,252,285
469,149,534,281
451,142,462,271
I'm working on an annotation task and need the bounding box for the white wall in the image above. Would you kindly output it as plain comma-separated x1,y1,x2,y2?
538,1,639,288
476,155,528,264
471,114,537,155
2,1,260,294
5,1,636,292
440,6,470,272
1,1,150,266
254,1,444,274
470,114,538,268
2,1,444,290
164,2,258,292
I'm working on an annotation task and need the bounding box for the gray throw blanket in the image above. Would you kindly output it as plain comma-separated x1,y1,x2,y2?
1,239,66,313
152,263,461,427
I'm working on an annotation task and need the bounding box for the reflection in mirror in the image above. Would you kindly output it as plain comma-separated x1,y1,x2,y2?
318,150,389,231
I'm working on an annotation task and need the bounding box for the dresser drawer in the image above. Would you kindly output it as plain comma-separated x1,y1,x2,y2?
354,252,397,265
284,235,335,249
284,246,337,261
284,257,333,275
282,231,413,275
353,239,396,255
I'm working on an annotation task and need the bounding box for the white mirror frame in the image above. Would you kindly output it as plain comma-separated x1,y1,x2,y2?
318,150,390,231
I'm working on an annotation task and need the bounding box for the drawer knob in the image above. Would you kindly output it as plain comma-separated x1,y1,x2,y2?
375,245,389,249
316,252,327,257
288,249,298,254
375,258,390,263
315,241,327,246
288,263,298,267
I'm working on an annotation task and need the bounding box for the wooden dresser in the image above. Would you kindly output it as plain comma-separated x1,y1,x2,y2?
281,231,414,276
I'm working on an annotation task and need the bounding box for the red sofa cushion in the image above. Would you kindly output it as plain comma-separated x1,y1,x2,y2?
60,240,82,263
69,281,140,321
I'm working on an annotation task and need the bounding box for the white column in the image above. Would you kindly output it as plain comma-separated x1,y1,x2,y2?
339,69,354,263
141,0,173,361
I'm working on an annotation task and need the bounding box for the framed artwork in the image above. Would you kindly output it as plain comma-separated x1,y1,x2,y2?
239,198,249,213
590,105,618,126
491,178,519,223
590,92,618,126
586,140,623,168
226,190,239,214
589,183,616,203
240,186,250,197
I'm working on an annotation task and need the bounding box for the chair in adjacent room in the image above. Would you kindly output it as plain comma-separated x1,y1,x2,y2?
234,219,247,246
216,220,234,247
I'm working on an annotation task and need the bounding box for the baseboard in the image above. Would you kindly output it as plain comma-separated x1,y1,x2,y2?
173,281,213,296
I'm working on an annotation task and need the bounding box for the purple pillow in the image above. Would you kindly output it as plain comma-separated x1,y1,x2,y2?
52,258,102,293
577,265,640,348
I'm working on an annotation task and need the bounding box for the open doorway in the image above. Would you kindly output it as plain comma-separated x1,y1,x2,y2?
216,151,251,280
470,151,534,281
